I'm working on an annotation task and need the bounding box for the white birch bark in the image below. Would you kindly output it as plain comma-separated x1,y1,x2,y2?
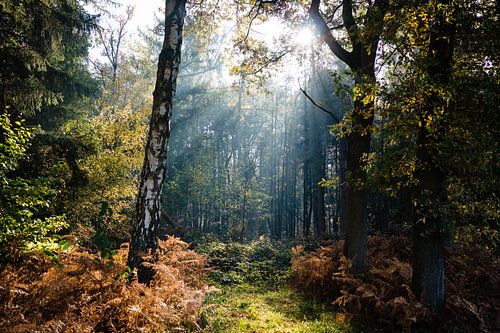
128,0,187,282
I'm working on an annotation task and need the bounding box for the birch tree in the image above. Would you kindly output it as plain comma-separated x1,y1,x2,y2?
127,0,187,283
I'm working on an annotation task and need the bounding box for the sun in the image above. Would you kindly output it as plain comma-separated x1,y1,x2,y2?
295,26,314,47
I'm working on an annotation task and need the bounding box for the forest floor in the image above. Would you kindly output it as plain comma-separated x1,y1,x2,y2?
194,236,500,333
1,236,496,332
194,240,375,333
199,283,352,333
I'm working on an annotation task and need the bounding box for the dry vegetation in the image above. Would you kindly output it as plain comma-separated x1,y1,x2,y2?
291,236,500,332
0,237,210,332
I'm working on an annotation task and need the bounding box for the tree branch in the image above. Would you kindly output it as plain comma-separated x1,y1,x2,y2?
244,48,293,76
342,0,359,43
241,1,262,45
299,81,341,123
309,0,354,67
324,3,342,23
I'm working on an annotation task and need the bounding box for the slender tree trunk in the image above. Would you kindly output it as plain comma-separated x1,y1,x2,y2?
375,192,389,231
282,112,289,238
127,0,186,283
291,126,298,238
333,137,339,233
308,47,327,238
312,127,326,238
302,87,312,237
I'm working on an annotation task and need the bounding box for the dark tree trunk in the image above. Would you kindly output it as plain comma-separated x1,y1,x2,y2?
302,85,312,237
411,0,455,318
412,126,447,317
127,0,187,284
310,0,387,273
374,192,389,232
338,137,348,234
344,89,374,272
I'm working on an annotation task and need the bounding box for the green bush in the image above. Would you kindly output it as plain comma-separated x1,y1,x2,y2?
0,114,67,262
196,239,292,285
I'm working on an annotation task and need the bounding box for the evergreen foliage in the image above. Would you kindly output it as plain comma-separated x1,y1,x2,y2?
0,0,97,115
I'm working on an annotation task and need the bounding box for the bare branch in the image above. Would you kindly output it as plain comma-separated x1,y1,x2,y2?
243,47,293,77
299,80,341,123
330,23,345,30
241,1,262,45
324,2,342,23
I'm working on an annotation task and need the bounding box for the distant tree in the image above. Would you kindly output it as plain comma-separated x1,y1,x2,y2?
94,6,134,84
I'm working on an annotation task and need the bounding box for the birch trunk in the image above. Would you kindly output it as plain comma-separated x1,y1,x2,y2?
127,0,187,283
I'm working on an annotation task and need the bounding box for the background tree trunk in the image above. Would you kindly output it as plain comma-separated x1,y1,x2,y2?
338,137,348,234
127,0,187,284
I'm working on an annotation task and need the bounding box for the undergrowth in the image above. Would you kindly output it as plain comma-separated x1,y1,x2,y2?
196,239,292,286
195,238,366,332
199,283,355,333
291,235,500,332
0,236,209,332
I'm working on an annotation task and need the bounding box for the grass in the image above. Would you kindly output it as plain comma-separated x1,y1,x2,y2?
199,283,353,333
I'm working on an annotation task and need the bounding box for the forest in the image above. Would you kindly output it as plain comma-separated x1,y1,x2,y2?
0,0,498,332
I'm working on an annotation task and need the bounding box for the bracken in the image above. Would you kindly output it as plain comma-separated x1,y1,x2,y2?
291,235,500,332
0,236,209,332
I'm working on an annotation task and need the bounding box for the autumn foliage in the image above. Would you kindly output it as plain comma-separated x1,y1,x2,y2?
0,237,209,332
291,236,500,332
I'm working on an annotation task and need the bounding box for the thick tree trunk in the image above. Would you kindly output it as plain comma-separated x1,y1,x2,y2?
412,0,455,318
338,137,348,234
310,0,386,273
344,92,374,272
127,0,186,283
412,124,447,317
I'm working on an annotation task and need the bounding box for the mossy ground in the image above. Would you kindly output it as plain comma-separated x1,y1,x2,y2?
199,283,353,333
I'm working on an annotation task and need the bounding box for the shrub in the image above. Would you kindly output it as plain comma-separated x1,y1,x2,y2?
197,239,292,285
0,236,210,332
0,114,66,262
291,235,500,332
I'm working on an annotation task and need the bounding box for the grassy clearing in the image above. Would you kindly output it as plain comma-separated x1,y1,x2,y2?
199,283,352,333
